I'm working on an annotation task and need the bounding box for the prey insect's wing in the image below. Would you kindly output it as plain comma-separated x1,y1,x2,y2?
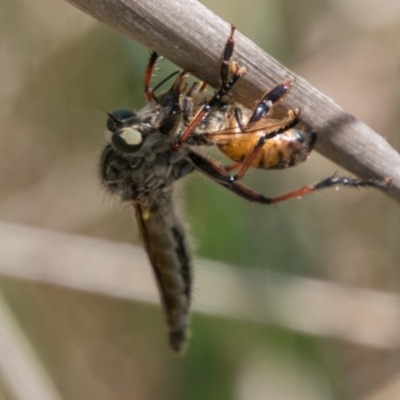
201,108,308,170
203,111,301,144
133,197,193,354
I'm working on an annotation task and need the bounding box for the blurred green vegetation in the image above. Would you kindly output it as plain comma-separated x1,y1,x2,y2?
0,0,400,399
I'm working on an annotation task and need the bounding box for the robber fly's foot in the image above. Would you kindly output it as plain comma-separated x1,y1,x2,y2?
314,175,392,191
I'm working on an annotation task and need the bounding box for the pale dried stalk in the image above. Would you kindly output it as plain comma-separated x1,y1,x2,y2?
0,292,63,400
2,222,400,349
64,0,400,201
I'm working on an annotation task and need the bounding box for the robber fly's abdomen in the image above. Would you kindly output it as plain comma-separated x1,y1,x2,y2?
135,197,193,353
101,143,195,353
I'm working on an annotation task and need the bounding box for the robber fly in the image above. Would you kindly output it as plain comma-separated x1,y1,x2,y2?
100,26,390,353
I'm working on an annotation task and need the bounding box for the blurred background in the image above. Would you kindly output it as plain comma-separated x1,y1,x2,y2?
1,0,400,399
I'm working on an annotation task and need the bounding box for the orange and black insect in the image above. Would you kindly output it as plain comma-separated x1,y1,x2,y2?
100,26,390,353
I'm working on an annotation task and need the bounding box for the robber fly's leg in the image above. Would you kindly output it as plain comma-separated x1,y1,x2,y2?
220,24,236,87
188,151,391,204
144,52,159,102
145,53,185,104
188,151,274,202
171,25,246,150
224,162,242,172
263,175,392,204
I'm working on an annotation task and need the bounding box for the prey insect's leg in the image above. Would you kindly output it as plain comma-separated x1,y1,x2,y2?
249,79,294,123
144,52,159,102
171,25,246,150
188,151,391,204
187,81,209,97
232,108,301,181
222,79,299,180
183,82,209,122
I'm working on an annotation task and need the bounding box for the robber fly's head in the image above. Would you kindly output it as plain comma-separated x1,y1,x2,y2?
106,109,145,153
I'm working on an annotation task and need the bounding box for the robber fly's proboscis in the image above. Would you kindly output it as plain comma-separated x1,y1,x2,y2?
100,26,391,354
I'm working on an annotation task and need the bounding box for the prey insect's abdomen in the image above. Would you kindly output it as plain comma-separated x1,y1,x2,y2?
135,199,193,354
216,127,316,170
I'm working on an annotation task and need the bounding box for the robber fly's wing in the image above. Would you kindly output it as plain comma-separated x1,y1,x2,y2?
133,197,193,354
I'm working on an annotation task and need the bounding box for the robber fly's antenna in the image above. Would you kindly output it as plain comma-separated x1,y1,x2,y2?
107,112,120,124
99,107,121,123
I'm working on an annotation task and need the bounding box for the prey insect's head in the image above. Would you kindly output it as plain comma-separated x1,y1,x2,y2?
106,109,144,153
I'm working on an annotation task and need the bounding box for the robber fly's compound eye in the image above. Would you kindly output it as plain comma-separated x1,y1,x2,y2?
106,109,136,133
112,127,143,153
106,109,143,153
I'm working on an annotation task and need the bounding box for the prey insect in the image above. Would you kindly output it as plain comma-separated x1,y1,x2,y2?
100,26,390,353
